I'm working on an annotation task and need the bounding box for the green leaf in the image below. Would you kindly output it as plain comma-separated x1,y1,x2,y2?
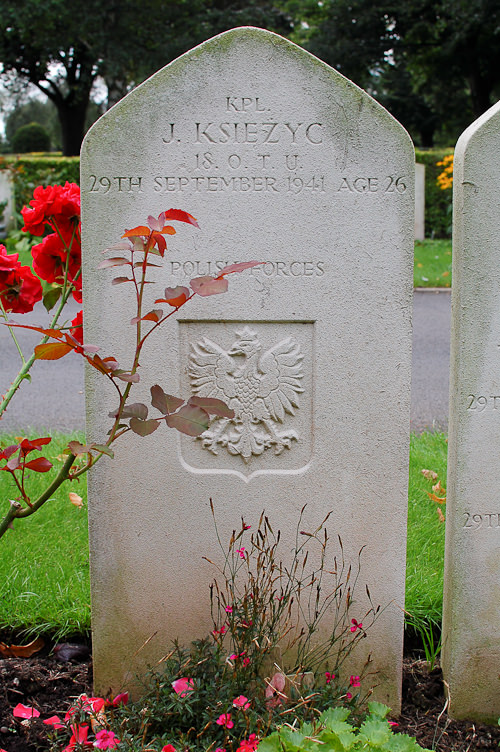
91,444,114,458
42,286,62,312
386,734,430,752
359,719,391,746
165,405,209,436
367,702,390,720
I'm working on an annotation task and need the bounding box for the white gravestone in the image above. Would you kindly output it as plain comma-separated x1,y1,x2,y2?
414,163,425,240
81,28,414,708
442,100,500,722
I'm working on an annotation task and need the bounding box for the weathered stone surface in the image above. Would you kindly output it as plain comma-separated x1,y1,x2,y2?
415,163,425,240
442,100,500,722
81,27,414,708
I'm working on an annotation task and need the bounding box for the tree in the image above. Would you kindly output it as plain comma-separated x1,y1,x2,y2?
302,0,500,146
0,0,294,156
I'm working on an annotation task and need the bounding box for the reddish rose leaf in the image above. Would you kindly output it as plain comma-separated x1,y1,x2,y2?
0,444,19,459
150,385,184,415
190,276,228,297
115,403,148,420
34,342,73,360
147,214,164,231
114,372,140,383
21,437,51,450
68,441,90,455
218,261,264,276
165,405,210,436
24,457,53,472
129,417,160,436
97,257,131,269
130,309,163,325
6,455,21,471
122,226,150,238
188,396,235,418
163,209,199,228
155,286,190,307
111,276,133,285
161,225,176,235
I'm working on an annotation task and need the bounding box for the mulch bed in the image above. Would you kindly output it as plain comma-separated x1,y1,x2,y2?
1,647,499,751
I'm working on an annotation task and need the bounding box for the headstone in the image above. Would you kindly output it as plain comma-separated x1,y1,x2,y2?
442,100,500,722
81,27,414,709
0,170,15,238
414,163,425,240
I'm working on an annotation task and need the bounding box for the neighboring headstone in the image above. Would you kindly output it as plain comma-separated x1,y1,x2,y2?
0,170,15,238
81,27,414,708
414,163,425,240
442,100,500,722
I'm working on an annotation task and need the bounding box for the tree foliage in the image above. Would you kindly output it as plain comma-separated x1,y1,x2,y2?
0,0,293,156
302,0,500,146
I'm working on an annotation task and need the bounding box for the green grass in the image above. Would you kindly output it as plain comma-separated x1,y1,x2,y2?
0,430,448,642
0,431,90,641
414,239,452,288
406,431,448,627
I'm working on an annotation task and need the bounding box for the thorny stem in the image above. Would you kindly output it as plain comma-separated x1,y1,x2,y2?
0,453,77,539
0,221,81,420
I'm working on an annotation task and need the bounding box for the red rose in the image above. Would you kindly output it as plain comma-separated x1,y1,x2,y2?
69,310,83,345
0,262,43,313
32,229,81,286
21,183,80,236
0,245,20,272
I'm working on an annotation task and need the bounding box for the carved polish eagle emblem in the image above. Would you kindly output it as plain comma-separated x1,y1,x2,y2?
188,327,304,462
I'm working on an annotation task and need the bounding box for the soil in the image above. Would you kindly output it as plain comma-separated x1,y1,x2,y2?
1,647,499,752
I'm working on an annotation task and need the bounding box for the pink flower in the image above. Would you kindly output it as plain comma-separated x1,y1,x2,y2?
233,695,250,710
162,745,177,752
346,692,352,700
242,657,251,667
215,748,226,752
43,715,65,729
349,675,361,687
243,523,251,530
237,733,259,752
171,677,194,697
62,724,91,751
236,547,245,558
94,729,120,749
216,713,234,729
225,606,233,613
325,671,335,684
213,624,227,637
109,692,128,707
13,703,40,718
350,619,363,633
389,721,399,727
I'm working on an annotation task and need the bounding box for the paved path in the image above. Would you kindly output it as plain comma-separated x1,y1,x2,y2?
0,291,451,434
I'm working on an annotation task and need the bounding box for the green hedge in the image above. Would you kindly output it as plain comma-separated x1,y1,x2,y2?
1,152,453,238
415,148,453,239
0,155,79,219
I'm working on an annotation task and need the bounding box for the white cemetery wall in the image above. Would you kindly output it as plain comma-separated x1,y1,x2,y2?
81,28,414,709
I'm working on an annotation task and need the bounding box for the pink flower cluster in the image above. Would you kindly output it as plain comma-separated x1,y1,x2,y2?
12,693,128,750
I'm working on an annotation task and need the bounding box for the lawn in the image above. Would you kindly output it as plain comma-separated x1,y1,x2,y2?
414,238,452,288
0,430,448,642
